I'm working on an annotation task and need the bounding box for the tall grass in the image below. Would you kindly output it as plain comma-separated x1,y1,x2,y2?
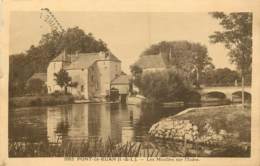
9,137,249,157
9,138,158,157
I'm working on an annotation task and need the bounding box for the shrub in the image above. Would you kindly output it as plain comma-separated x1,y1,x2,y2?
140,69,194,103
51,90,64,97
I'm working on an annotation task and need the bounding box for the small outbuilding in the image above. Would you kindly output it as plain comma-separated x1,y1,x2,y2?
111,74,131,103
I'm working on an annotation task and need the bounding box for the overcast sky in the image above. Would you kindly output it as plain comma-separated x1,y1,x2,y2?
10,11,235,73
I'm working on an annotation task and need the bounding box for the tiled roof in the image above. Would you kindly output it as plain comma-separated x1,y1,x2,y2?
28,73,47,82
64,52,121,70
111,74,131,85
64,53,100,70
109,54,121,62
134,54,168,69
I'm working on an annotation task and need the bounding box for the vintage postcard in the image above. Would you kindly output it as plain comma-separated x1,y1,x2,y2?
0,0,260,166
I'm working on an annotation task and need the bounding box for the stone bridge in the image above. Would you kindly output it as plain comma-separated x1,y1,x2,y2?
198,86,251,101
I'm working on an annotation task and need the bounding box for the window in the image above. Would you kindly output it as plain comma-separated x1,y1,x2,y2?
81,85,84,92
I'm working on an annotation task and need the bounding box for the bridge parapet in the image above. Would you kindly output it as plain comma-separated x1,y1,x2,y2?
198,86,251,101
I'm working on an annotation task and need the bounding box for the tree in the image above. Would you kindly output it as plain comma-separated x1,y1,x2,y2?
26,79,47,94
201,68,240,86
54,69,77,94
140,69,193,103
130,65,143,91
209,12,252,107
141,41,214,88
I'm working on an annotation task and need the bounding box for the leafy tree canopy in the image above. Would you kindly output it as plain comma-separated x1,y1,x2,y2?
26,79,47,94
54,69,78,94
140,69,195,103
201,67,242,86
209,12,252,75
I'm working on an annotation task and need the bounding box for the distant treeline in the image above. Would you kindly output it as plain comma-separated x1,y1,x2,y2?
9,27,110,97
201,67,251,86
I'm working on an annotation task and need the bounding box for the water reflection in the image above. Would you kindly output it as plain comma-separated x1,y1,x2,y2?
10,103,183,144
9,107,48,142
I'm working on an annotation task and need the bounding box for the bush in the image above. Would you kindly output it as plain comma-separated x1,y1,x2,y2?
9,94,74,108
140,69,193,103
51,90,64,97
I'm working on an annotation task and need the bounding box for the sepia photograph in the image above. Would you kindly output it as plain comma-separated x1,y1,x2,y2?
7,10,254,158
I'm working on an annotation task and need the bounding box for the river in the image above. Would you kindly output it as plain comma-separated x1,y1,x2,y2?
9,103,184,144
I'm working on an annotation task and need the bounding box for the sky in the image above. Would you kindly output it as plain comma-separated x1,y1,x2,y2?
10,11,235,73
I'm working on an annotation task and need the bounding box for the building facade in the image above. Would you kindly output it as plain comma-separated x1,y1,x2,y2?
47,51,122,100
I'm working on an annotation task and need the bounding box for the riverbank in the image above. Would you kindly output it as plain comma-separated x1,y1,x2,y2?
149,105,251,157
9,95,74,108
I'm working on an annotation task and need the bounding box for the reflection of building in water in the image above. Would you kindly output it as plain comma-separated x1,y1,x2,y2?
88,104,101,137
121,127,134,144
99,104,112,140
47,106,67,143
117,105,142,143
67,104,88,142
127,105,142,123
46,103,143,144
110,105,122,143
47,104,90,143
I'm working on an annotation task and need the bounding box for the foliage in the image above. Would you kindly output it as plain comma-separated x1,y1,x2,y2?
201,68,241,86
130,65,143,90
26,79,47,94
140,41,214,87
9,27,109,97
209,12,252,76
209,12,252,106
130,64,143,75
54,69,78,94
9,95,74,108
140,69,194,103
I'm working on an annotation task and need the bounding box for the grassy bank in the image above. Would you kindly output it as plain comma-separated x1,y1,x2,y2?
149,105,251,157
174,105,251,143
9,94,74,108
